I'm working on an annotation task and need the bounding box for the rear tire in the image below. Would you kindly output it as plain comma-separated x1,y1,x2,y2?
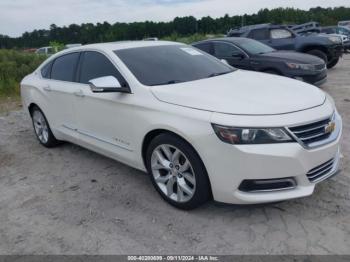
145,133,211,210
327,58,339,69
30,106,60,148
306,49,328,64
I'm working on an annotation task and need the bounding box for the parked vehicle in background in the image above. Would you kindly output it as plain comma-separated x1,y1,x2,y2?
65,44,82,49
339,21,350,29
35,46,55,56
192,37,327,86
228,24,343,69
321,26,350,52
23,48,37,53
291,22,321,35
21,41,342,209
321,26,350,36
143,37,159,41
288,22,349,54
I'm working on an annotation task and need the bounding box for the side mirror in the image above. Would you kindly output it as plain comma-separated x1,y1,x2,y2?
232,53,245,60
221,59,230,65
89,76,130,93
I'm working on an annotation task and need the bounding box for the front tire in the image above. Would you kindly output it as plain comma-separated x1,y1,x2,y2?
327,58,339,69
306,49,328,64
30,106,60,148
145,133,211,210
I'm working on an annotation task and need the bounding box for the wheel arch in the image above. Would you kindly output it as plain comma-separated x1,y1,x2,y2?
142,129,191,167
28,103,39,116
301,45,329,55
141,128,213,199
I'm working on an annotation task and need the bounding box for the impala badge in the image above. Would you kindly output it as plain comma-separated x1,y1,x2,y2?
325,122,336,134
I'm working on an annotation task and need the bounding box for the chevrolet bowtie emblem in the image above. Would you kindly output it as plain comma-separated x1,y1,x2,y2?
325,122,336,134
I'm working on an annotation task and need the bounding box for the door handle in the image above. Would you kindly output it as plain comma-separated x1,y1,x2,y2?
74,90,85,97
43,85,51,92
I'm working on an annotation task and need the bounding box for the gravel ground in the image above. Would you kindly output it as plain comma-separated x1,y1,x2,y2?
0,56,349,255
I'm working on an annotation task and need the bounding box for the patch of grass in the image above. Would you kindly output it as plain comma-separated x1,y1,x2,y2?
0,96,22,115
0,49,46,98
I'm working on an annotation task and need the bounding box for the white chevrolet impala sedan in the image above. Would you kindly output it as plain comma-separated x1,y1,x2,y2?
21,41,342,209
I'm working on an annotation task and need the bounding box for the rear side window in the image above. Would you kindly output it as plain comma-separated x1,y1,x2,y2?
51,53,80,82
193,43,213,54
41,61,52,79
79,51,125,85
248,29,269,40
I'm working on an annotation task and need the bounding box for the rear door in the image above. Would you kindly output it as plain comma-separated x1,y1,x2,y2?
213,42,251,70
44,52,81,138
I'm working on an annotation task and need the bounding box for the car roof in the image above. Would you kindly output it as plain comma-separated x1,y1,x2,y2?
228,24,287,35
64,40,183,53
193,37,254,46
38,41,186,69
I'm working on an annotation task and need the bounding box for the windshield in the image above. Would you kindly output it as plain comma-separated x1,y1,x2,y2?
115,45,234,86
236,38,275,55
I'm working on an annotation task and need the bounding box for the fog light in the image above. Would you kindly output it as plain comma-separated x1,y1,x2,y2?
238,178,297,193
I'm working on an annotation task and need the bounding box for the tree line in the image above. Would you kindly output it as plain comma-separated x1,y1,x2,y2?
1,6,350,49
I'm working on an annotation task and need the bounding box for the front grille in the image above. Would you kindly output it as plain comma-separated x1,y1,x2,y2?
288,117,332,146
306,158,335,183
314,64,326,71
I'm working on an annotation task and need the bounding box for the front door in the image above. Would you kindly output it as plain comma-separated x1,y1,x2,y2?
213,42,251,70
268,28,295,50
73,51,136,162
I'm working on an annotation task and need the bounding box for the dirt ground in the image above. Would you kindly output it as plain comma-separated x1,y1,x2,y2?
0,56,349,255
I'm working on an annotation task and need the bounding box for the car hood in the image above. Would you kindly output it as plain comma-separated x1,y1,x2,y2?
150,70,326,115
260,51,324,64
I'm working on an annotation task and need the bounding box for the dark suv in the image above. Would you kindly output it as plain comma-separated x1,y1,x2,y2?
321,26,350,52
228,24,343,68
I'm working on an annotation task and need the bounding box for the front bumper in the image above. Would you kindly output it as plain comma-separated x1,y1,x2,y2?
328,44,344,58
199,110,342,205
285,67,327,86
293,70,327,86
344,41,350,53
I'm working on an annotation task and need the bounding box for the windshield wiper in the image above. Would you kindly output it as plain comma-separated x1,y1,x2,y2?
151,80,182,86
208,71,233,78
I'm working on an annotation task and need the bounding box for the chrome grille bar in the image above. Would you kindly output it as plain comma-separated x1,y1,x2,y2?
306,158,336,183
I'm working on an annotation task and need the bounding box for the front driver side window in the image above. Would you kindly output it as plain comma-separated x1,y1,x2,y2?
270,29,293,39
194,43,213,55
214,42,243,58
79,51,125,85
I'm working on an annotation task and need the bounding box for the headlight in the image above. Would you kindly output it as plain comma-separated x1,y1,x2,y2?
286,62,315,71
328,36,342,44
212,124,294,145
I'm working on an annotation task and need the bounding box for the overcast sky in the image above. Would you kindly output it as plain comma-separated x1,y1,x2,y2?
1,0,349,37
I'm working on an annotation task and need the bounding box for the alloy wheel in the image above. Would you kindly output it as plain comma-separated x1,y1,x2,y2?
32,110,49,144
151,144,196,203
